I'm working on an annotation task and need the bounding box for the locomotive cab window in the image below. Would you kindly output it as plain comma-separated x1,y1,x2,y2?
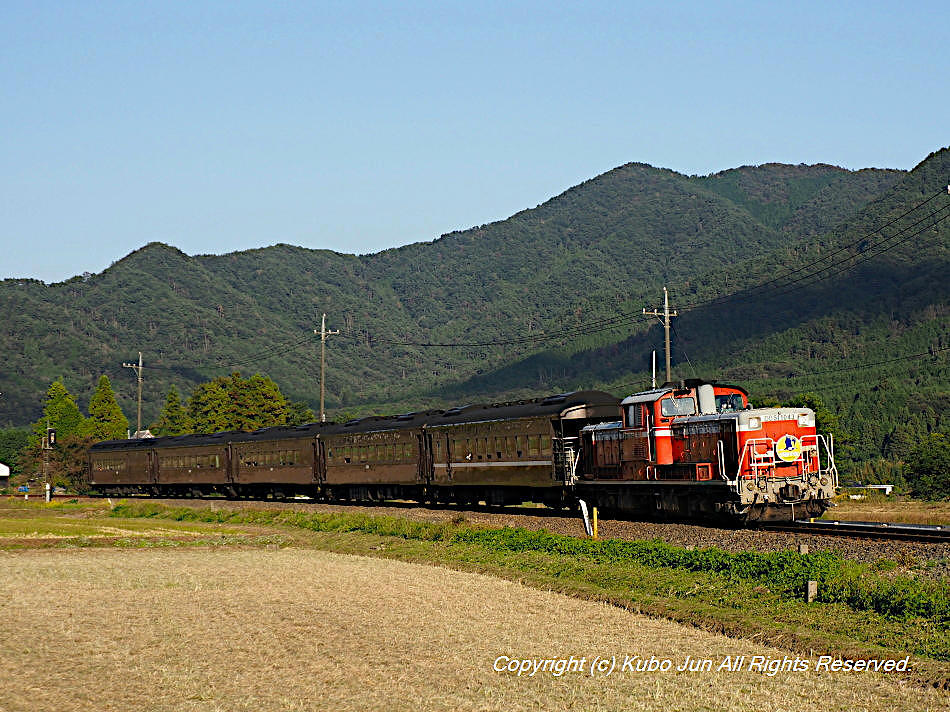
716,394,745,412
626,405,645,428
661,397,696,417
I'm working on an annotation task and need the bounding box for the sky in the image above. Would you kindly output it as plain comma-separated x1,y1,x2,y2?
1,1,947,284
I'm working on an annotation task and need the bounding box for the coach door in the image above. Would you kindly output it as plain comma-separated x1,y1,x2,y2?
417,431,433,485
147,450,158,485
314,437,326,484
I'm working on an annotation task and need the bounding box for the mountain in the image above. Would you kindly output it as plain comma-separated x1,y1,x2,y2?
2,149,946,475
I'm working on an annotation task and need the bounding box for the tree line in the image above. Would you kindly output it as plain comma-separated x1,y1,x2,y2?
1,372,315,491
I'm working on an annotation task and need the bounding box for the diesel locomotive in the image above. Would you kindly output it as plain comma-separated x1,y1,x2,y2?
89,380,837,522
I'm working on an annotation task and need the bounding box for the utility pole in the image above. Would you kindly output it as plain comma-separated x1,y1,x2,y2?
42,420,55,499
123,352,144,435
643,287,678,384
315,314,340,423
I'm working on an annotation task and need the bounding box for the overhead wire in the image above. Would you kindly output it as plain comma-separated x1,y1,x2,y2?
599,344,949,398
678,201,950,311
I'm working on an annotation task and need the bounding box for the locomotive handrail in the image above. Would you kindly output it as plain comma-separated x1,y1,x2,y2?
716,440,727,482
733,433,838,495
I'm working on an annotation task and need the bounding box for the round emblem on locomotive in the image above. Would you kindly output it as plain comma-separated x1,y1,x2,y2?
774,434,802,462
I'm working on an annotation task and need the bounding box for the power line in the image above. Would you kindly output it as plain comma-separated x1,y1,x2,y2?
598,344,949,398
369,187,950,350
679,200,950,311
661,188,947,306
762,345,950,379
714,189,944,296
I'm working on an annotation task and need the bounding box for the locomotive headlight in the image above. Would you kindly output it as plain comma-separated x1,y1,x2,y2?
748,417,761,430
797,413,815,427
820,477,828,486
746,482,754,491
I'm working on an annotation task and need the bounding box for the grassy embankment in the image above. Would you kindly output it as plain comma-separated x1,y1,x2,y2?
2,498,948,689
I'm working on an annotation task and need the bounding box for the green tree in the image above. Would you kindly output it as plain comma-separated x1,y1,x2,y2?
0,427,30,477
188,378,233,434
905,433,950,500
237,373,293,430
187,372,293,434
152,386,192,436
16,433,95,492
19,379,94,491
288,401,316,426
85,375,129,441
31,379,85,444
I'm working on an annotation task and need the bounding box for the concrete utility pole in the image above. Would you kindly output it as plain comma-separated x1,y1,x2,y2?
123,352,144,434
643,287,678,385
42,418,52,491
315,314,340,423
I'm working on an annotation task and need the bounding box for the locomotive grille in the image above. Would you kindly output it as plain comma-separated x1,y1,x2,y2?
629,439,647,459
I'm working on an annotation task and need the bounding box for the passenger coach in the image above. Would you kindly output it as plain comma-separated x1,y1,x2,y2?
89,391,622,508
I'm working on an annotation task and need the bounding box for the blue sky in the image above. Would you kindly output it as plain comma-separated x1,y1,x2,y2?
2,1,946,283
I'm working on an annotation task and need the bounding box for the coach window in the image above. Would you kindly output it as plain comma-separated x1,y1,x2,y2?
540,435,551,456
528,435,540,456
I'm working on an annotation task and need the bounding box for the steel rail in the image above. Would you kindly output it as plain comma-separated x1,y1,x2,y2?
759,519,950,544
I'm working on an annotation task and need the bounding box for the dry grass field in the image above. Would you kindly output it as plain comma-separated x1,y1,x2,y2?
0,547,945,712
827,499,950,525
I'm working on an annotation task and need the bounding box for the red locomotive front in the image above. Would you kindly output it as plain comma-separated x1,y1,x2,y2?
578,380,837,521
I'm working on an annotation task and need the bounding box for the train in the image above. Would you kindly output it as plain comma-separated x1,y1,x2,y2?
89,379,837,523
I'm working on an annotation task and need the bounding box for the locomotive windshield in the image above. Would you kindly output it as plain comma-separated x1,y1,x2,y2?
661,397,696,417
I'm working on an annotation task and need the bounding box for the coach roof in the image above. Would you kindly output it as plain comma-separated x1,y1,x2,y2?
89,390,621,450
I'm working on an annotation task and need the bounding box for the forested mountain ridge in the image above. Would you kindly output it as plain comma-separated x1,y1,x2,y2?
1,150,945,476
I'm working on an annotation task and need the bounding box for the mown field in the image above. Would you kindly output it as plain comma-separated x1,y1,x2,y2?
0,499,947,711
827,498,950,525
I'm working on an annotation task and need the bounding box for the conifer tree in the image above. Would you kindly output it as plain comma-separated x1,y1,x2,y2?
186,372,293,433
31,379,85,443
242,373,292,430
288,401,316,426
22,379,92,490
86,375,129,441
188,379,233,434
152,386,193,436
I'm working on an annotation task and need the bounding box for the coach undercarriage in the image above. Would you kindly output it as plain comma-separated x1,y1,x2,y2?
95,479,825,523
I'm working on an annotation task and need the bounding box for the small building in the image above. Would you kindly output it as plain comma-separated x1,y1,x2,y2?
845,484,895,499
0,462,10,487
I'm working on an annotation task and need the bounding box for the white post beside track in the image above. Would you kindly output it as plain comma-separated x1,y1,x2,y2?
578,499,593,537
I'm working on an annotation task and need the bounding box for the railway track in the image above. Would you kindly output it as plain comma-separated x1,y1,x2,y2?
19,493,950,545
761,519,950,544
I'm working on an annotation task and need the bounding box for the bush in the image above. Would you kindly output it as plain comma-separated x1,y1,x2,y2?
905,433,950,500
